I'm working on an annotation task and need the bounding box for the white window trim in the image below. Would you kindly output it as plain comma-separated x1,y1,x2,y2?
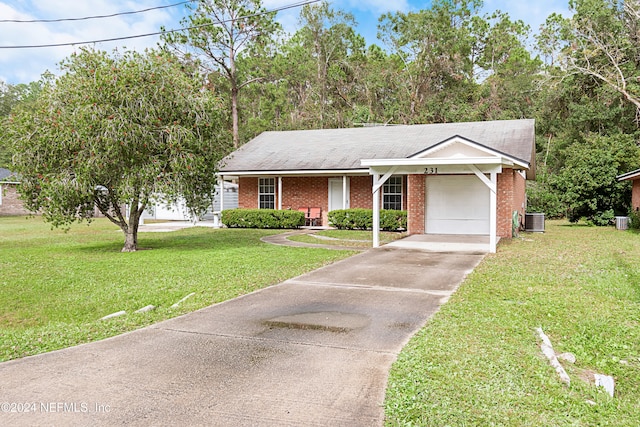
258,177,276,209
381,175,403,210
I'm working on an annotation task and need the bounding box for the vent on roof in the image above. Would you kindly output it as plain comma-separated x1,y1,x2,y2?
524,213,545,232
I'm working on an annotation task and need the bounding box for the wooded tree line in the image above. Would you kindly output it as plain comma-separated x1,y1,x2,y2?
3,0,640,230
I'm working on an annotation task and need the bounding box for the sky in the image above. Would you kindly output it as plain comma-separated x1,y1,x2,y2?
0,0,572,85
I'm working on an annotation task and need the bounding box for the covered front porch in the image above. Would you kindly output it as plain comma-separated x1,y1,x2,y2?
362,135,530,254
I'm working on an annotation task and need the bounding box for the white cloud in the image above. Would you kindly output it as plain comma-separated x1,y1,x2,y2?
481,0,572,31
342,0,411,15
0,0,180,84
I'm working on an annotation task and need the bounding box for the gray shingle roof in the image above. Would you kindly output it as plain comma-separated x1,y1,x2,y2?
220,119,535,175
0,168,17,182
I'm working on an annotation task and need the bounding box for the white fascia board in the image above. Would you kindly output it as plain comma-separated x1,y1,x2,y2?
361,157,514,167
219,169,369,177
368,164,503,175
617,169,640,181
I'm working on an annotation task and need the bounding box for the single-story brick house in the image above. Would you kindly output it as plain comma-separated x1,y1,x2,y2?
0,168,29,216
219,119,536,252
617,168,640,210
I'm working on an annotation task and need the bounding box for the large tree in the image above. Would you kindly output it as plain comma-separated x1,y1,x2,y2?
162,0,279,148
378,0,481,123
5,48,227,252
564,0,640,114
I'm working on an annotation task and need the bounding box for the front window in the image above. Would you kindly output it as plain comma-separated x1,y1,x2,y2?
383,176,403,210
258,178,275,209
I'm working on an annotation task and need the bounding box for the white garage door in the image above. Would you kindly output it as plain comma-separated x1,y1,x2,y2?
425,175,490,235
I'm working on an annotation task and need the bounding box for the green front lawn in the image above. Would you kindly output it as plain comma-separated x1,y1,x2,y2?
0,216,356,361
385,220,640,426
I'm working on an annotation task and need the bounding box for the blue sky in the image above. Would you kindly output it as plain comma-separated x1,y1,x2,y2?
0,0,571,85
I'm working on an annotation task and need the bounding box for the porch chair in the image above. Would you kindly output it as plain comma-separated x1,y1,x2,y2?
308,207,322,226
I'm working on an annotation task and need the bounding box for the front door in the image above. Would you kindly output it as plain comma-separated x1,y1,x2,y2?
328,178,350,211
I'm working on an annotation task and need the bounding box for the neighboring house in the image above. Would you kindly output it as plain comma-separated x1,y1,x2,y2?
141,181,239,221
617,168,640,210
219,119,536,253
0,168,29,216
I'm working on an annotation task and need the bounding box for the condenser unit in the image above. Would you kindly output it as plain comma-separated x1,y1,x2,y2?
524,213,545,232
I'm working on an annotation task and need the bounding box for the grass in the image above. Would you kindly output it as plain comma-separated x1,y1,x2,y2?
0,216,357,362
385,220,640,426
288,229,406,248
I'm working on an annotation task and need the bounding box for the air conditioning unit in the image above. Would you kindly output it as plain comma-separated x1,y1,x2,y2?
524,213,545,232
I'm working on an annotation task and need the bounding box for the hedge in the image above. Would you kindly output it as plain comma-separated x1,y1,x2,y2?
328,209,407,231
221,209,305,229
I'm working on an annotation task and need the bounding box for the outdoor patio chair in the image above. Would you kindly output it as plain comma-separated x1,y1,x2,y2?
308,207,322,226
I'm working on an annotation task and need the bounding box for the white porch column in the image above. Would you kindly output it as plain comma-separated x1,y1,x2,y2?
342,175,348,209
219,176,224,211
371,166,398,248
468,165,498,254
372,172,381,248
277,176,283,210
489,172,497,253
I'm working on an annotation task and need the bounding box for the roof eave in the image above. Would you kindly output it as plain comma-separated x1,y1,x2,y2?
219,168,370,177
617,168,640,181
361,157,528,169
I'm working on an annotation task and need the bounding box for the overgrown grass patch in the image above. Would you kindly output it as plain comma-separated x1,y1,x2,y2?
0,216,356,361
288,229,406,248
385,220,640,426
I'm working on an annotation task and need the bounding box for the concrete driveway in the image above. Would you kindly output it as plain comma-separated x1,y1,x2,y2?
0,244,484,426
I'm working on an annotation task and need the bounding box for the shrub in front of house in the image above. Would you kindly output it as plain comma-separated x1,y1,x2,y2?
380,209,408,231
221,209,305,229
628,209,640,230
328,209,407,231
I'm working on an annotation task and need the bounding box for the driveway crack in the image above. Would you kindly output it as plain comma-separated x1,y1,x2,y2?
151,326,399,355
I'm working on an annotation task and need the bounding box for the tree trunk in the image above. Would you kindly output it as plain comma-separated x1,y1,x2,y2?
231,84,239,149
121,202,141,252
122,226,138,252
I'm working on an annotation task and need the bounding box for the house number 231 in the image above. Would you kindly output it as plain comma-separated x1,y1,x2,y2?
424,167,438,174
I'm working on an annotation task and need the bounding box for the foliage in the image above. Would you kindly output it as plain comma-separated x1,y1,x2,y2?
563,0,640,115
162,0,280,148
329,208,372,229
328,208,407,231
0,217,355,361
628,208,640,229
221,208,305,228
4,48,227,251
550,133,639,224
385,220,640,425
0,79,44,168
526,180,565,219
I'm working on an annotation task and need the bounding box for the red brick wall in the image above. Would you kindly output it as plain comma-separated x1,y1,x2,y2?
238,175,374,226
0,184,30,216
513,170,526,230
282,176,328,214
350,176,373,208
632,179,640,211
238,177,259,209
497,169,515,238
407,174,425,234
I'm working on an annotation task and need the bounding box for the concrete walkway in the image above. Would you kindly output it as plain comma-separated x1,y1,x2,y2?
0,237,485,426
